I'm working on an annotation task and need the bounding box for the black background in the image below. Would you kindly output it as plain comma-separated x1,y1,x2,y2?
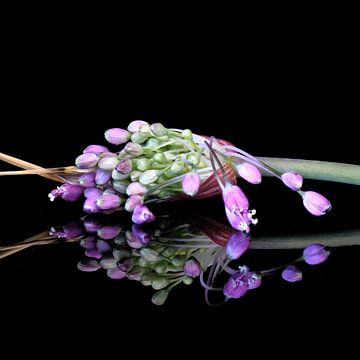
1,72,360,344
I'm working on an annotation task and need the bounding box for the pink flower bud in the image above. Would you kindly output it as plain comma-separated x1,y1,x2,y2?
96,193,121,210
182,171,201,196
104,128,130,145
226,232,250,260
132,205,155,224
236,162,262,185
79,172,96,187
281,172,303,191
125,195,144,212
116,159,132,174
281,265,303,282
83,145,109,155
126,182,148,196
75,153,99,169
302,191,332,216
83,198,100,214
183,258,201,278
303,244,330,265
124,142,143,156
127,120,148,133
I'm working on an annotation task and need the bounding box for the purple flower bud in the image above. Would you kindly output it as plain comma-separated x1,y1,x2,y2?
222,184,256,233
95,169,111,185
85,248,102,259
97,225,121,240
98,156,120,171
127,120,148,133
182,171,201,196
116,159,133,174
84,187,102,199
236,162,262,185
282,265,303,282
96,239,112,254
104,128,131,145
50,221,84,239
226,232,250,260
126,231,145,249
124,142,143,156
223,271,249,299
117,258,134,273
79,172,96,187
132,224,152,245
83,217,102,233
103,186,116,194
302,191,332,216
49,184,83,202
183,258,201,278
96,193,121,210
75,153,99,169
99,151,118,158
303,244,330,265
107,268,127,279
77,258,101,272
83,144,109,155
281,172,303,191
125,195,144,212
83,198,100,214
80,236,97,249
126,182,148,196
132,205,155,224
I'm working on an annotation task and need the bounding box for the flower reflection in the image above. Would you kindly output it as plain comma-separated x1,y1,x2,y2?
0,210,345,306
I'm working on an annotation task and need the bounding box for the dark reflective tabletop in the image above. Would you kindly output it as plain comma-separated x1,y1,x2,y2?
1,111,360,332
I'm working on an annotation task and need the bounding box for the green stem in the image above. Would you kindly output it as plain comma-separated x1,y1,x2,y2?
251,229,360,249
258,157,360,185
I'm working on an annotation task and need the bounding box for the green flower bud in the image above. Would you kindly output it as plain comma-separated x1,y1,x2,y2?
145,138,161,148
152,278,170,290
136,158,152,171
183,277,193,285
162,248,177,258
98,156,120,171
142,272,161,281
131,132,148,144
140,247,159,262
153,153,167,164
113,180,130,194
155,262,168,274
172,256,185,267
114,234,127,245
141,280,152,286
113,247,131,260
139,170,159,185
182,129,193,140
112,169,130,181
157,135,169,142
165,153,177,161
139,123,151,137
138,257,149,267
151,289,169,305
150,123,168,137
130,170,142,182
170,161,185,175
187,153,200,166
